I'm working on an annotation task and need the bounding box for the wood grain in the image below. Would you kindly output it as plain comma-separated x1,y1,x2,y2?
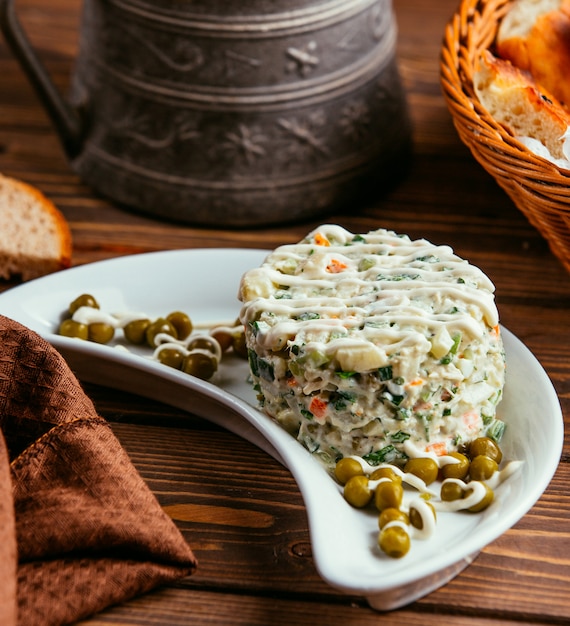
0,0,568,623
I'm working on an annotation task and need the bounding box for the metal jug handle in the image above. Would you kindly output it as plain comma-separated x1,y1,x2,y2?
0,0,82,157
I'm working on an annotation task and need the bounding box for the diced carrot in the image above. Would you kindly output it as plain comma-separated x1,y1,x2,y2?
414,400,433,411
462,410,480,432
287,376,298,387
314,232,330,246
407,378,424,387
425,441,448,456
309,396,328,419
490,325,500,339
326,259,347,273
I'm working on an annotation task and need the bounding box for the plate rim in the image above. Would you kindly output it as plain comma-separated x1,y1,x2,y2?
0,247,564,599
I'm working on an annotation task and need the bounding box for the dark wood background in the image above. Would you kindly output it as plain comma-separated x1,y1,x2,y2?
0,0,568,624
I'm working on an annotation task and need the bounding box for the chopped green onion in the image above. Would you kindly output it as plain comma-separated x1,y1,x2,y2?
390,431,411,443
486,419,506,443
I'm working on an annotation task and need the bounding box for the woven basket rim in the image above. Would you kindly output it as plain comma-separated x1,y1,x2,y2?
440,0,570,180
440,0,570,274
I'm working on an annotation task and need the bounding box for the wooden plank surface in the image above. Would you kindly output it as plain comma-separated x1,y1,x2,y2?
0,0,568,623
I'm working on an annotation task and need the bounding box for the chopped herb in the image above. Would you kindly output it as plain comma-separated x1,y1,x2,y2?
295,311,320,321
258,358,275,382
363,445,407,466
416,255,439,263
377,365,393,381
395,407,411,420
248,350,275,382
300,409,313,420
329,390,356,411
377,273,420,281
248,349,259,377
442,408,452,417
336,370,358,379
390,430,411,443
389,393,404,406
486,419,506,443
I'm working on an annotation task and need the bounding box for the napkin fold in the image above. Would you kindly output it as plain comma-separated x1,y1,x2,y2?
0,315,197,625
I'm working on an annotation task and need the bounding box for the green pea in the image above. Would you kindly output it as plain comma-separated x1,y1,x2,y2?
440,452,470,480
469,437,502,464
334,458,364,485
404,457,439,485
210,328,233,352
378,525,410,558
343,475,372,508
181,352,218,380
374,480,403,511
378,507,409,529
69,293,99,315
370,466,402,484
187,335,219,355
146,317,177,348
469,455,498,481
88,322,115,344
441,480,464,502
166,311,193,340
59,319,88,340
124,318,151,344
157,347,185,369
232,329,248,359
467,483,494,512
409,501,436,530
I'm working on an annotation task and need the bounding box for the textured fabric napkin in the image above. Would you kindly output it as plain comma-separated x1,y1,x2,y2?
0,315,197,625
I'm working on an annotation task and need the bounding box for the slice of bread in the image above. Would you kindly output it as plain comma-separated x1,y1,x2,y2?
474,50,570,160
0,174,72,281
496,0,570,107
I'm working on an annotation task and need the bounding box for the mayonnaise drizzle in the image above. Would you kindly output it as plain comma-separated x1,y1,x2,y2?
347,453,523,544
434,479,488,512
69,306,234,368
239,225,499,362
408,498,437,540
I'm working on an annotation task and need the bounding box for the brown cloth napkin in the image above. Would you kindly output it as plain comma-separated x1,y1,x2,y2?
0,315,197,625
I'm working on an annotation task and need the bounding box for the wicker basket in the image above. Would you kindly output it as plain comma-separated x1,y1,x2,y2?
440,0,570,274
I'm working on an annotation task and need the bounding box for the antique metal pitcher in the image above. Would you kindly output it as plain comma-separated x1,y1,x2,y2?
0,0,411,226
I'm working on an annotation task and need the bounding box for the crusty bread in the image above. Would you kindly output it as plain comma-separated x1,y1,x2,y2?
0,174,72,281
474,50,570,160
496,0,570,107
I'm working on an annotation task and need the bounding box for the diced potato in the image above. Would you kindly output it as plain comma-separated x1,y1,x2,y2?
336,342,386,373
239,268,275,301
430,326,454,359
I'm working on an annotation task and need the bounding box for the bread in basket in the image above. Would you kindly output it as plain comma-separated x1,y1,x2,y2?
440,0,570,274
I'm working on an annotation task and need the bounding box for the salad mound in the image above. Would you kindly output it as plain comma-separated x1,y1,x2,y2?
238,225,506,469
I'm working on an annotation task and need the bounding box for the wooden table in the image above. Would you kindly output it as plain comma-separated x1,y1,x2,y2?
1,0,569,624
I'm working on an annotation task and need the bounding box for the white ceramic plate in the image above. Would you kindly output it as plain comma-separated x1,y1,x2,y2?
0,248,563,610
